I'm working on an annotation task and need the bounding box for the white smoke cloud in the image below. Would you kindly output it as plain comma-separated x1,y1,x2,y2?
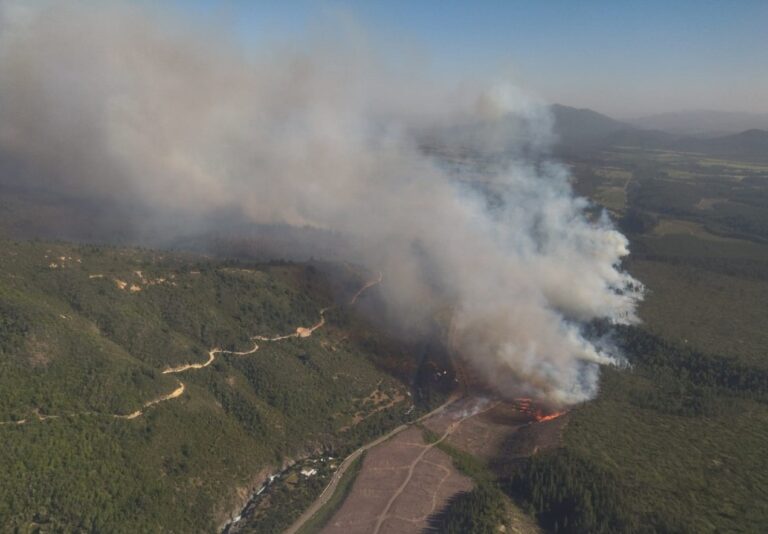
0,1,643,405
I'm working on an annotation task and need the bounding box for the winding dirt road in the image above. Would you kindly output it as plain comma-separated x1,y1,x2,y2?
1,272,383,426
349,272,383,305
254,307,331,342
114,381,186,420
0,381,186,424
162,344,261,375
370,400,498,534
283,393,462,534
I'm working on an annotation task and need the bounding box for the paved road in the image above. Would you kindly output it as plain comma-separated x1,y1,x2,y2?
283,396,460,534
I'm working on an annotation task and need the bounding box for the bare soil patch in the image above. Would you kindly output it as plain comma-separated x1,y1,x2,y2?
322,397,564,533
321,427,472,534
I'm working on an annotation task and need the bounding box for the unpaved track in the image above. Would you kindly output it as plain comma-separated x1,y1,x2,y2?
162,344,261,375
254,307,331,342
370,401,498,534
0,381,186,425
308,398,502,534
284,394,460,534
114,381,186,420
1,273,383,426
349,272,383,305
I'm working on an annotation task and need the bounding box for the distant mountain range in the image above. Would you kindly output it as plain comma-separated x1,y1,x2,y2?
624,110,768,137
550,105,768,160
549,104,633,148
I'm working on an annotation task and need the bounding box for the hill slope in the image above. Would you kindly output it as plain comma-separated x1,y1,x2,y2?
0,240,448,532
504,144,768,533
551,105,768,161
626,110,768,137
550,104,635,147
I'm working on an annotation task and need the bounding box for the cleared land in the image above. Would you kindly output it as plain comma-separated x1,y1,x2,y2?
321,426,472,533
320,397,551,534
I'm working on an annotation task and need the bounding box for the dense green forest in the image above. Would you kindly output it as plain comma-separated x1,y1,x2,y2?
2,146,767,532
503,148,768,533
0,240,443,532
435,483,508,534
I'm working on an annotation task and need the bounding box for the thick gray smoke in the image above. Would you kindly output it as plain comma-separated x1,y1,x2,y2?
0,1,643,405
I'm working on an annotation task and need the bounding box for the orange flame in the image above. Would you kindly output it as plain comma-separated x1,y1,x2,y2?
534,410,567,422
514,398,533,412
513,398,567,422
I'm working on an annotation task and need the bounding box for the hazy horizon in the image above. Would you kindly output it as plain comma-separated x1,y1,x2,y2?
152,0,768,118
0,0,644,404
5,1,764,117
1,3,767,532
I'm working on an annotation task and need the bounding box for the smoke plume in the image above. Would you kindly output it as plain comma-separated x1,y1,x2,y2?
0,1,643,405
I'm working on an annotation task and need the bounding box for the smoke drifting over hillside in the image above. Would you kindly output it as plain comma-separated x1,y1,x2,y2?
0,1,642,404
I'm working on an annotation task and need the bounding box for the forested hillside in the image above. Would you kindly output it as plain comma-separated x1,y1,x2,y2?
504,148,768,533
0,240,438,532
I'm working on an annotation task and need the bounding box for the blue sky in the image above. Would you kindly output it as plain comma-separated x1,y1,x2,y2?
172,0,768,116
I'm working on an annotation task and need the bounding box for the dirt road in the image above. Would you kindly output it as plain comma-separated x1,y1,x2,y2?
283,394,459,534
349,271,383,305
162,343,260,375
115,381,186,420
1,272,383,426
370,400,498,533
